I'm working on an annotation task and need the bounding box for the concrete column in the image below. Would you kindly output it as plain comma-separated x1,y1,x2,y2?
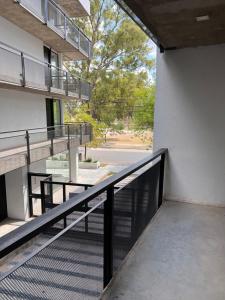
69,146,79,182
5,160,47,221
5,167,29,221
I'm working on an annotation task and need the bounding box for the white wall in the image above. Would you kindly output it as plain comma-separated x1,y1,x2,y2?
0,17,44,59
154,43,225,207
0,89,47,220
0,89,46,133
5,168,27,220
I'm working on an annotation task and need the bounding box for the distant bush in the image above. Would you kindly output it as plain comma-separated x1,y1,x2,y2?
112,122,124,131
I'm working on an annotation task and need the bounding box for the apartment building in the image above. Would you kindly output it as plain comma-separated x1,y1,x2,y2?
0,0,92,223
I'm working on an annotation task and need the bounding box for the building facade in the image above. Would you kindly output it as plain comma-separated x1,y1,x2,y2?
0,0,92,222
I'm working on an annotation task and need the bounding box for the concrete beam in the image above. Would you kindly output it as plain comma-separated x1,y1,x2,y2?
56,0,90,17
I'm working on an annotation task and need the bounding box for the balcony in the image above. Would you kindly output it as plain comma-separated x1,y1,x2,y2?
0,149,224,299
0,42,91,101
0,123,92,175
0,0,92,60
0,150,166,298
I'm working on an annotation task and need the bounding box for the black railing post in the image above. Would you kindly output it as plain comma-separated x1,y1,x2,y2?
49,175,53,204
63,184,67,228
50,131,54,156
104,187,114,288
21,52,26,87
27,173,33,217
67,125,70,149
158,153,166,208
84,186,88,233
25,130,31,166
40,181,46,214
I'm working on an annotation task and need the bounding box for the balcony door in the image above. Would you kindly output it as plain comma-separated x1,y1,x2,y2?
44,46,59,88
46,99,62,138
0,175,7,222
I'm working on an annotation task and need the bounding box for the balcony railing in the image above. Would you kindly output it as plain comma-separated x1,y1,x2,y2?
0,123,92,175
18,0,92,58
0,42,91,101
0,149,167,299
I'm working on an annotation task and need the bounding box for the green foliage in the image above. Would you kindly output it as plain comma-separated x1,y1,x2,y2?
64,103,106,146
133,86,155,130
112,121,124,131
64,0,155,129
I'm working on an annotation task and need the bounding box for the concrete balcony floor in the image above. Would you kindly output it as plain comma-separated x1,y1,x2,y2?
103,201,225,300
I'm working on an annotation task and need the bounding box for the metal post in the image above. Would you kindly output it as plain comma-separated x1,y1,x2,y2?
49,175,53,204
84,186,88,233
27,173,33,217
67,125,72,182
65,72,69,96
21,52,26,87
104,187,114,288
25,130,31,166
40,181,46,214
79,124,83,145
50,133,54,156
79,79,82,100
78,30,80,50
48,64,52,92
158,153,165,208
89,82,92,100
64,15,67,40
63,184,67,228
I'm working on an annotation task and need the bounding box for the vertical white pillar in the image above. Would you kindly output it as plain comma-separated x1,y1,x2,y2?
5,167,29,221
69,146,79,182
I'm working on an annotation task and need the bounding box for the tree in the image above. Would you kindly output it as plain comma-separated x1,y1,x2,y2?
64,104,106,147
133,86,155,130
65,0,155,126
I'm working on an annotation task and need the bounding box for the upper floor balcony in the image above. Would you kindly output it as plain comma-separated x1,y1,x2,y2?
0,41,91,101
0,0,92,60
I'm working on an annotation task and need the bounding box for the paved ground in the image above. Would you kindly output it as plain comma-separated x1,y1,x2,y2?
103,201,225,300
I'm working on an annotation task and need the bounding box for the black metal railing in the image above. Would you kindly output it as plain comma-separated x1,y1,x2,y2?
18,0,92,58
0,42,91,100
0,149,167,299
0,123,92,171
28,172,94,217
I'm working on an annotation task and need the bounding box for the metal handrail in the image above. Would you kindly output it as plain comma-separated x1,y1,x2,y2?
0,122,90,138
0,148,167,259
